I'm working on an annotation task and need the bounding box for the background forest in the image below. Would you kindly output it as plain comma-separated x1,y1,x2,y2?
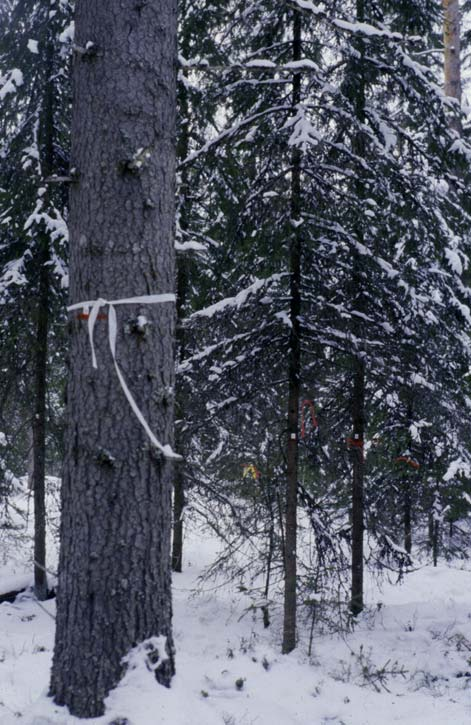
1,0,471,723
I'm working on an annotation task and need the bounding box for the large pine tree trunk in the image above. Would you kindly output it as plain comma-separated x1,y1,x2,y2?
282,8,302,655
32,36,55,602
50,0,178,717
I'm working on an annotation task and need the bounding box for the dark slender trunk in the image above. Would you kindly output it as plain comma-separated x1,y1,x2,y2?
50,0,178,717
433,520,439,567
32,37,55,601
432,489,440,566
349,0,366,618
172,14,191,571
350,359,365,616
171,262,187,573
32,234,49,602
282,9,302,655
403,399,414,555
262,471,275,629
403,477,412,555
428,509,434,551
172,462,185,572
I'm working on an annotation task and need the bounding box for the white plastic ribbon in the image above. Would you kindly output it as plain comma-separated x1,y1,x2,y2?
68,294,181,460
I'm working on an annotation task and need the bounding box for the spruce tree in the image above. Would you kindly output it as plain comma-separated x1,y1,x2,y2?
0,0,72,599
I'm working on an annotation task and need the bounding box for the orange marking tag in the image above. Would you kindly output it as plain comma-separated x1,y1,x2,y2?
76,312,108,321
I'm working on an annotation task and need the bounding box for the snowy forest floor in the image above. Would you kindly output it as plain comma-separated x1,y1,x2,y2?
0,483,470,724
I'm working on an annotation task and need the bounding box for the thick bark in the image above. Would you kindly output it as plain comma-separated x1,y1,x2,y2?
32,37,55,602
282,9,302,656
443,0,462,106
50,0,178,717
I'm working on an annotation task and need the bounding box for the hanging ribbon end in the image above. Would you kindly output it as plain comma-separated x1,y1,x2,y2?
161,444,183,461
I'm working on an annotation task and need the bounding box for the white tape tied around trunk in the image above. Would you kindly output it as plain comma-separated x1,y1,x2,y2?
68,294,181,460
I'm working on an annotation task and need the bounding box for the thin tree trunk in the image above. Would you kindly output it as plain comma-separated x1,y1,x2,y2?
172,461,185,571
350,359,365,616
27,425,34,490
349,0,366,618
403,476,412,555
50,0,178,717
432,489,440,566
32,232,49,602
403,399,414,556
282,8,302,655
433,519,439,567
172,47,190,573
262,468,275,629
428,508,434,551
171,260,187,572
32,36,55,602
443,0,462,105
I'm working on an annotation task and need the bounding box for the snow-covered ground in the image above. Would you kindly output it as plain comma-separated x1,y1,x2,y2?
0,493,470,724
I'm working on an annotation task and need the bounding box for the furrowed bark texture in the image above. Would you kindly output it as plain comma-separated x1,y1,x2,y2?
50,1,178,717
282,8,302,656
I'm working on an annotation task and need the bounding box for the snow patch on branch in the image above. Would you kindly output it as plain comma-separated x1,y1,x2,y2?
58,21,74,43
333,19,402,40
444,460,471,482
293,0,323,14
445,247,463,276
175,240,207,253
0,69,24,101
191,274,283,319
